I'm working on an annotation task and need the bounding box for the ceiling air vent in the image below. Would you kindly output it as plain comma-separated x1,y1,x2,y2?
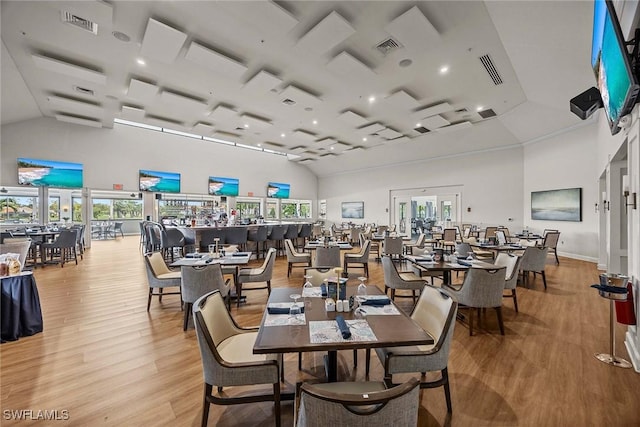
73,86,94,96
375,38,402,55
478,108,497,119
282,98,296,106
414,126,430,134
455,108,468,113
479,54,503,85
61,11,98,35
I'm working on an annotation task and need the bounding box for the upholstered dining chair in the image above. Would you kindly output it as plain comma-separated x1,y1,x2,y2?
285,238,311,277
484,226,498,239
144,251,182,311
268,225,288,257
181,263,230,330
248,226,269,259
40,229,78,267
542,231,560,265
295,378,420,427
366,285,458,413
494,252,523,312
519,246,549,289
382,255,426,305
403,232,425,254
440,228,457,253
444,267,507,335
382,236,403,260
237,247,276,307
344,239,371,277
314,246,341,268
193,290,284,427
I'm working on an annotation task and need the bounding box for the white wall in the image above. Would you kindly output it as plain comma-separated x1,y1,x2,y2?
523,123,600,261
319,146,525,231
1,118,318,200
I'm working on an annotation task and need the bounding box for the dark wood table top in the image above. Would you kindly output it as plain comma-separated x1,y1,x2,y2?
403,255,496,272
253,286,433,355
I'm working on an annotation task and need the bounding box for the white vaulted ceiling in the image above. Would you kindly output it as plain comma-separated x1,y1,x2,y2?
1,1,597,177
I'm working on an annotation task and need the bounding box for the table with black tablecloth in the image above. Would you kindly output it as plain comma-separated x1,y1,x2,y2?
1,273,43,342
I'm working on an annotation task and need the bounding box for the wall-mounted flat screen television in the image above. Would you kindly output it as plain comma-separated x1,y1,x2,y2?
139,169,181,193
267,182,290,198
342,201,364,219
591,0,639,135
209,176,239,196
18,157,83,188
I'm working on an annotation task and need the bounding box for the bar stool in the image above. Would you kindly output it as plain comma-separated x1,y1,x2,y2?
248,226,268,259
267,225,287,257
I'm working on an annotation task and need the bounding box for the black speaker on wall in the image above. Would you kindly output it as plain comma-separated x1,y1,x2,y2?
570,87,603,120
155,193,162,200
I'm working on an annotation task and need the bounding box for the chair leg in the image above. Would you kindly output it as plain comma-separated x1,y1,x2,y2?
273,383,281,427
554,250,559,265
267,280,271,295
442,367,452,413
495,306,505,335
541,271,547,289
365,349,371,377
237,284,242,309
512,289,518,313
183,303,192,331
298,352,302,370
147,288,153,311
469,308,474,336
159,288,163,303
353,349,358,367
202,383,212,427
287,263,291,277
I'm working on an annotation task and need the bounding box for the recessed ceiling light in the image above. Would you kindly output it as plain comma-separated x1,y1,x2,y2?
281,133,286,138
330,146,334,150
257,143,262,147
368,96,376,103
439,65,449,74
112,31,130,42
476,106,484,111
312,120,318,125
415,123,421,127
304,107,313,112
136,58,146,66
399,58,412,68
362,137,367,142
244,123,249,128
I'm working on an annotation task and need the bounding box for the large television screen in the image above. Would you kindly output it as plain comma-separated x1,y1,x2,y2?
342,201,364,219
139,169,181,193
18,157,83,188
267,182,290,198
591,0,639,135
209,176,239,196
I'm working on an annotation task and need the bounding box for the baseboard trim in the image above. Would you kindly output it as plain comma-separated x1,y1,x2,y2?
624,329,640,373
557,251,598,263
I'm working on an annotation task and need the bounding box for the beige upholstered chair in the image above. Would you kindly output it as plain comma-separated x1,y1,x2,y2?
519,246,549,289
444,266,507,335
285,238,311,277
193,290,284,427
315,246,341,268
440,228,457,253
542,231,560,265
382,255,426,305
144,252,182,311
1,238,32,271
295,378,420,427
344,239,371,277
484,226,498,239
382,236,403,260
494,253,523,312
403,232,425,254
367,285,458,412
237,247,276,307
181,264,230,330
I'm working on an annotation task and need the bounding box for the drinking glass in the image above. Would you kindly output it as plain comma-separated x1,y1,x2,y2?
289,293,302,321
467,251,475,261
356,277,367,304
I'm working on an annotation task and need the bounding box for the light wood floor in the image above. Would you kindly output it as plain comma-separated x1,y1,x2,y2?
1,237,639,426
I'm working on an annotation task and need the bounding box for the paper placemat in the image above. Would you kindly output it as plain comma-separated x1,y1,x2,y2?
309,320,377,343
263,303,306,327
355,305,400,315
446,262,469,268
302,287,323,298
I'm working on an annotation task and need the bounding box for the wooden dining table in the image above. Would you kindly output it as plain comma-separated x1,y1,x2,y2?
253,286,433,382
403,254,495,285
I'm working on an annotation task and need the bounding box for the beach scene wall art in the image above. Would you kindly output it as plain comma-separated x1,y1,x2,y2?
531,188,582,221
18,157,83,188
139,170,181,193
267,182,290,198
342,201,364,219
209,176,239,196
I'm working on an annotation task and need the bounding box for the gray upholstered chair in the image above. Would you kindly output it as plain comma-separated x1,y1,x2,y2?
225,227,248,252
494,252,522,312
302,266,338,286
311,224,324,239
193,290,283,427
268,225,288,257
181,263,230,330
314,246,341,268
367,285,458,413
376,225,388,235
285,238,311,277
144,251,182,311
1,238,32,271
297,223,313,249
237,247,276,307
161,227,186,262
40,229,78,267
519,246,549,289
344,239,371,277
382,236,403,260
295,378,420,427
444,267,507,335
382,255,426,305
542,231,560,265
403,232,425,254
248,225,268,259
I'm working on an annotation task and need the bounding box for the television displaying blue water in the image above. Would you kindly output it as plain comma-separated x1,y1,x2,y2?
209,176,239,196
139,169,181,193
267,182,290,198
18,157,83,188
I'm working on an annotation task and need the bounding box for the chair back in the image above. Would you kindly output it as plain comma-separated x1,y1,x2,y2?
259,248,277,276
520,246,549,272
542,232,560,249
285,238,301,261
358,239,371,258
56,229,78,248
377,225,388,235
456,267,507,308
411,285,458,369
181,263,229,304
303,267,338,286
456,242,472,257
382,236,402,257
442,228,456,243
484,226,498,239
285,224,299,240
299,224,313,239
495,230,507,245
315,246,341,268
312,225,323,239
494,253,522,289
146,251,172,277
248,226,268,242
268,224,287,240
414,232,426,248
296,378,420,427
225,227,248,245
381,255,414,290
1,238,31,271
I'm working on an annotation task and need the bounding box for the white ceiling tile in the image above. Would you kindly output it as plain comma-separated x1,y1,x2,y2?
385,90,419,110
209,105,237,121
296,11,355,54
338,110,368,127
127,79,158,103
384,6,440,49
287,145,309,154
292,129,317,142
192,122,215,135
159,91,208,112
121,105,145,120
298,158,317,164
185,42,248,80
47,95,102,116
326,51,376,80
280,85,322,107
243,70,282,93
358,123,386,135
377,127,402,139
55,114,102,128
32,55,106,85
411,102,452,120
314,138,336,149
385,136,410,143
240,114,272,130
212,130,241,140
434,121,473,133
218,0,298,35
329,142,350,153
140,18,187,63
419,115,450,130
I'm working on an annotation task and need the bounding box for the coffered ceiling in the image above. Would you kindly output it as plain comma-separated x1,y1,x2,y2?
1,1,597,177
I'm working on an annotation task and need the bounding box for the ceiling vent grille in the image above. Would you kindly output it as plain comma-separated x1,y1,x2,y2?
414,126,430,134
282,98,296,106
375,38,402,55
61,11,98,35
478,108,497,119
479,54,503,85
73,86,94,96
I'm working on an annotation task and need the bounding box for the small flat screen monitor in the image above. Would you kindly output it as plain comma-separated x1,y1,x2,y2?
209,176,239,196
267,182,290,198
139,169,181,193
18,157,83,188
